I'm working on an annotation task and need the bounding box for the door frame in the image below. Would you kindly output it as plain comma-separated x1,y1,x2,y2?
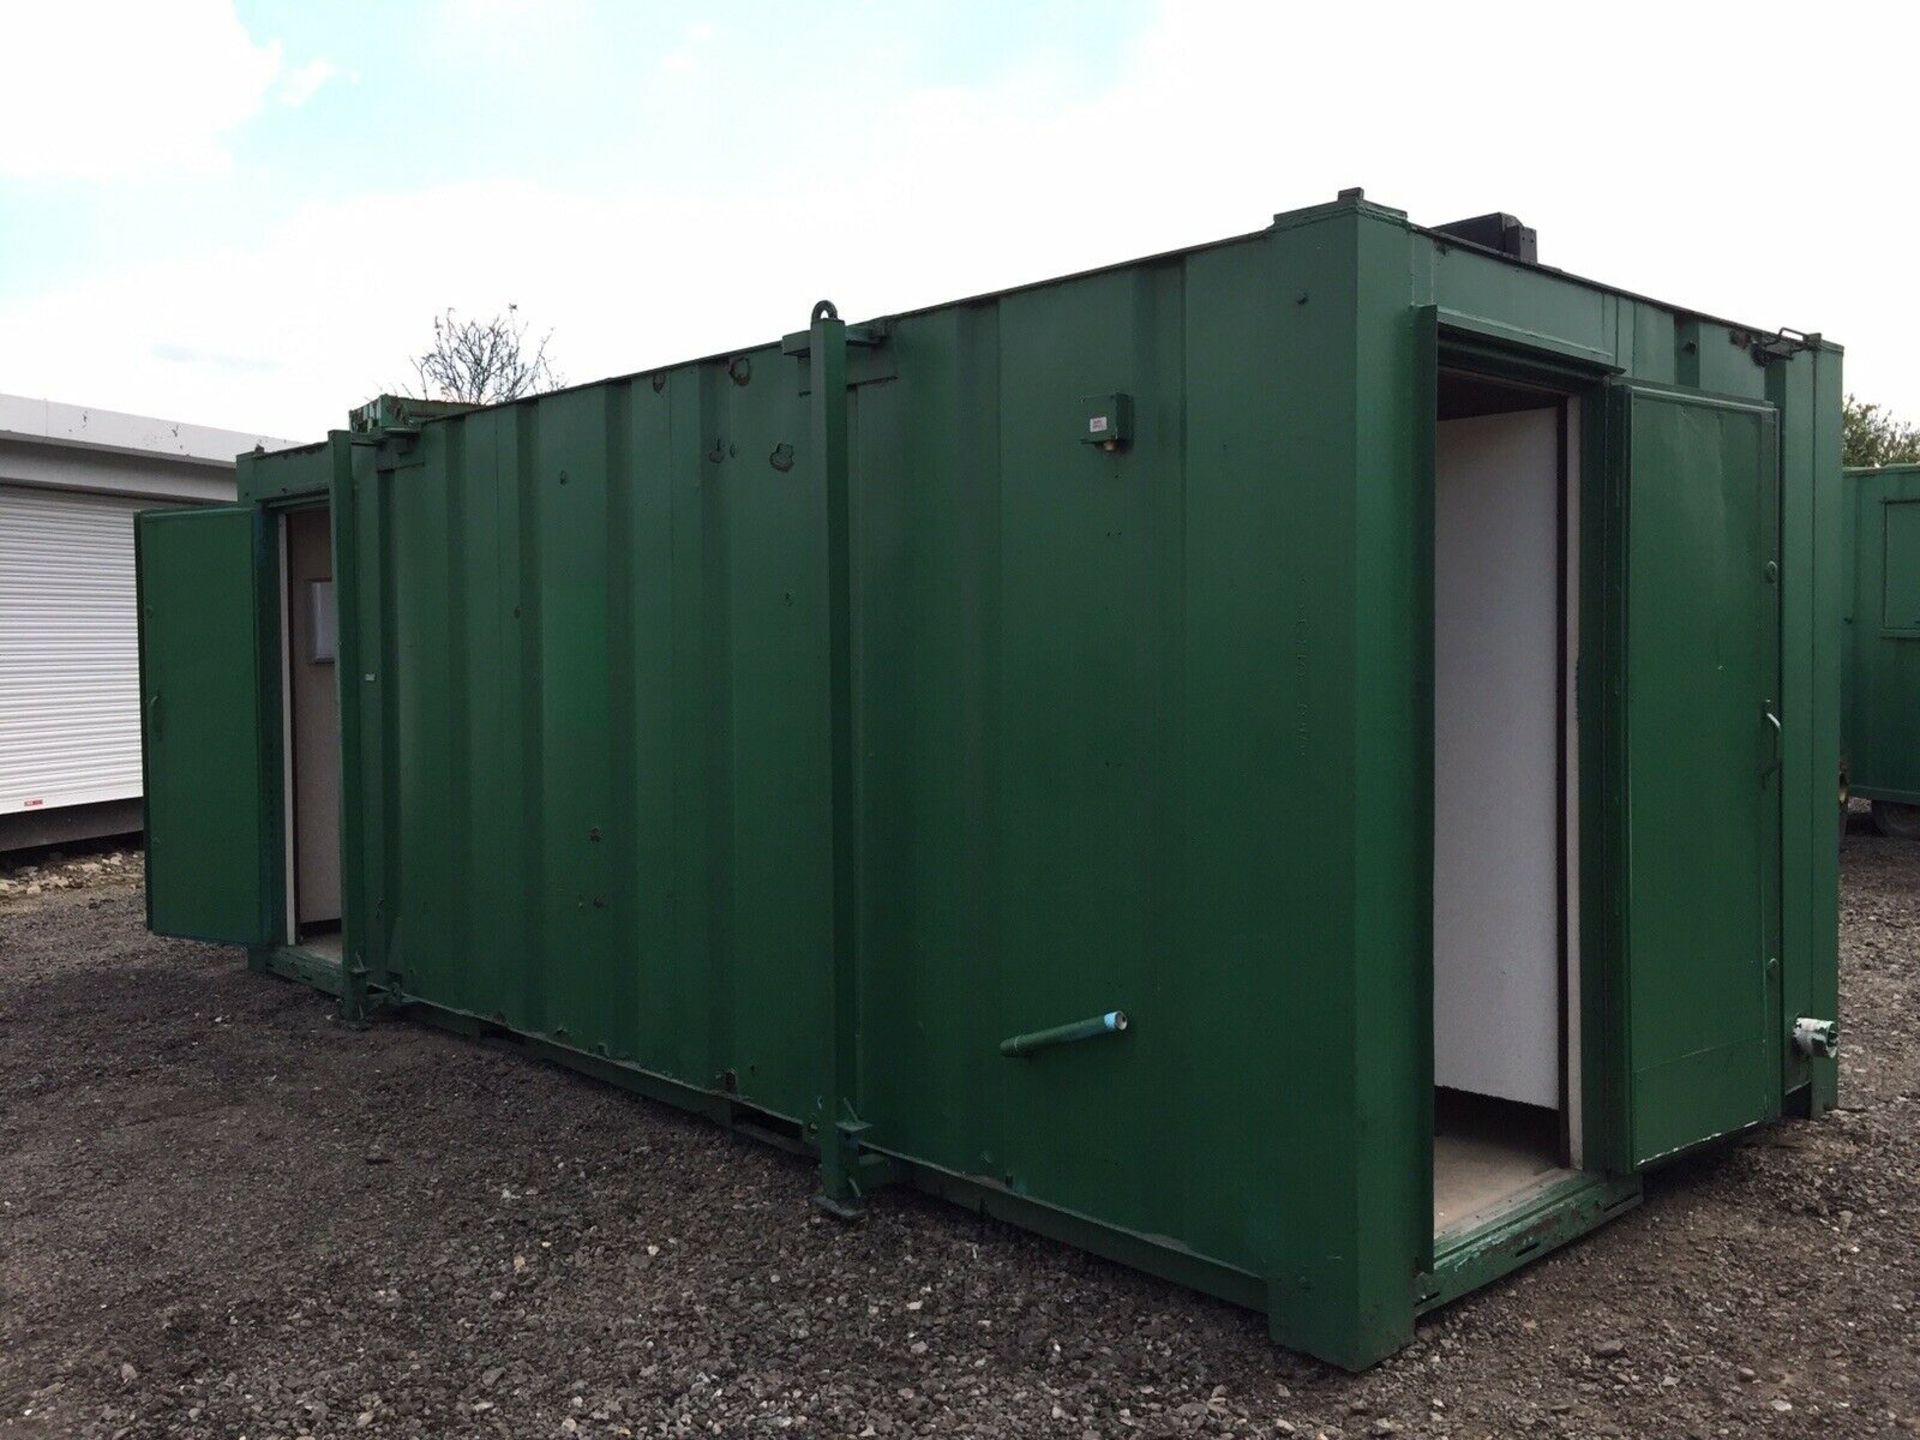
1414,308,1620,1268
267,495,335,949
250,459,351,981
231,435,364,1003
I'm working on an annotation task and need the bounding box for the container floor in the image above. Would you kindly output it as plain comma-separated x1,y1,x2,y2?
1432,1087,1568,1237
296,931,342,964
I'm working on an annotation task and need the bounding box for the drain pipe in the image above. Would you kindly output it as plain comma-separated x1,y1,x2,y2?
1000,1010,1130,1058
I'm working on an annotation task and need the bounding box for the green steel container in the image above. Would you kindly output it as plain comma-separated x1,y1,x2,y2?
133,191,1843,1369
1843,463,1920,835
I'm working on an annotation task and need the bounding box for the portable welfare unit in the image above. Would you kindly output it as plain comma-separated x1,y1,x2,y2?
0,395,289,850
1843,463,1920,837
133,190,1842,1369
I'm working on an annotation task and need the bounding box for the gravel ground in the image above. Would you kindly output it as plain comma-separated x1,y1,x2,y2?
2,823,1916,1439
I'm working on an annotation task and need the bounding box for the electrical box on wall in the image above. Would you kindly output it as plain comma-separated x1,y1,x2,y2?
1080,393,1133,451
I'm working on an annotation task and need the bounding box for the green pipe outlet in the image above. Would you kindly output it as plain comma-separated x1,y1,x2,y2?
1000,1010,1129,1058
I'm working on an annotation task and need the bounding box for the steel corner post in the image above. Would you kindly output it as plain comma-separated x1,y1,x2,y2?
334,431,377,1027
807,301,872,1219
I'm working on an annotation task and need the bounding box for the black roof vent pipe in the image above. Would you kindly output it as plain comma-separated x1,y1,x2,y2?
1435,212,1538,264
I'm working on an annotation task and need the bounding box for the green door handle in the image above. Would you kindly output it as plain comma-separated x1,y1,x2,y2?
1762,706,1781,777
147,692,162,740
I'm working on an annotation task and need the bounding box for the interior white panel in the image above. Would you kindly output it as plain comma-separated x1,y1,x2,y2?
1433,409,1561,1109
287,507,341,926
1562,397,1583,1167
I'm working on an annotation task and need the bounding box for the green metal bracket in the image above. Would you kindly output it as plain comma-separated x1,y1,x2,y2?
779,321,888,355
1739,327,1823,368
341,954,372,1025
347,393,475,433
813,1106,899,1220
365,428,424,472
781,316,893,393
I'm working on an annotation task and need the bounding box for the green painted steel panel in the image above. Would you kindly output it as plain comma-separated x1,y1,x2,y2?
1770,347,1843,1112
1880,500,1920,632
135,505,272,944
1614,387,1780,1164
140,192,1844,1370
358,370,832,1123
237,440,333,504
1844,464,1920,803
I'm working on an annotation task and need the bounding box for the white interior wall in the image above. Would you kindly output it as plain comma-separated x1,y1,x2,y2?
279,516,296,944
1433,406,1562,1111
1562,397,1583,1167
286,507,341,927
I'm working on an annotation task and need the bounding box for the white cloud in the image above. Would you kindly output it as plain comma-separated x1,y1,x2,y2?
438,0,554,23
0,0,284,180
660,21,718,76
432,0,588,61
0,180,813,437
1,0,1917,437
278,58,339,110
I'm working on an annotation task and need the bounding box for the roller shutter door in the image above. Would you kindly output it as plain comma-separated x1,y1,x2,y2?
0,485,152,815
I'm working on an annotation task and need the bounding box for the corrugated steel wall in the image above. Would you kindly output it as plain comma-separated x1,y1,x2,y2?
344,220,1368,1294
371,374,834,1121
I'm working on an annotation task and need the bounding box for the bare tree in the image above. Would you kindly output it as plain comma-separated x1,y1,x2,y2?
410,304,561,405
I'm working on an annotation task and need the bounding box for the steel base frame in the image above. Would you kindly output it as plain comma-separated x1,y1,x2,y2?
245,940,1646,1368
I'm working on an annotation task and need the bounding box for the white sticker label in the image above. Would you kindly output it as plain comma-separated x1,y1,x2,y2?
1088,415,1109,434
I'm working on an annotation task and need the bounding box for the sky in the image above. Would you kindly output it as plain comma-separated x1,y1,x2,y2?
0,0,1914,442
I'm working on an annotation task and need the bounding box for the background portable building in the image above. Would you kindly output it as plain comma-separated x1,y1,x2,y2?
133,190,1842,1369
1842,463,1920,836
0,394,289,850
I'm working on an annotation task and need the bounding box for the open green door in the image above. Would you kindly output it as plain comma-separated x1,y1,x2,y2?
135,506,273,945
1612,383,1781,1166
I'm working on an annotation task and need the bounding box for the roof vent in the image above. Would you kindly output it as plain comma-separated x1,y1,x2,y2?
1435,212,1537,264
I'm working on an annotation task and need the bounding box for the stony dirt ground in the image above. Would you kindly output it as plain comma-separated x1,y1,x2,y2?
1,824,1916,1440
